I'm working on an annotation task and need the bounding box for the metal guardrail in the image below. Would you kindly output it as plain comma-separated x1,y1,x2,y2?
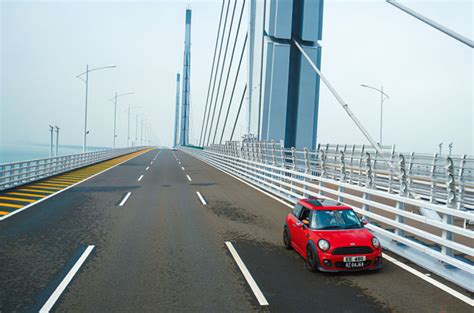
0,147,147,191
181,142,474,291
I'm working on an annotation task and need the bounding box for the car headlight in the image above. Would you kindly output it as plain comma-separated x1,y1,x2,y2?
372,237,380,249
318,239,330,251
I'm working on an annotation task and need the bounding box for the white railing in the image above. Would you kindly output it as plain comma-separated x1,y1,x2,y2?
0,147,147,191
181,142,474,291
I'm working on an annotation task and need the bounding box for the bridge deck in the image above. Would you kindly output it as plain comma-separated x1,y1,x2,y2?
0,149,471,312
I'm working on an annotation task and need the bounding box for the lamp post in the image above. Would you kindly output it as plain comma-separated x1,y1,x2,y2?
109,92,134,149
76,64,116,153
127,105,142,147
54,126,60,156
360,84,390,145
49,125,54,157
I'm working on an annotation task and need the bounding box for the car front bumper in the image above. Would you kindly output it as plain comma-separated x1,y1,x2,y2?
316,250,383,272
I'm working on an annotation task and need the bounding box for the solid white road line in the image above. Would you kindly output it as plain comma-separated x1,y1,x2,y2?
0,150,149,222
382,253,474,306
181,166,185,171
39,245,95,313
185,152,474,304
225,242,269,306
138,175,144,182
196,191,207,205
146,166,150,171
119,192,132,206
186,175,192,182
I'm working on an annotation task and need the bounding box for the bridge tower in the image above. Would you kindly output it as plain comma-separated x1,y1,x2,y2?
180,9,192,146
259,0,324,149
174,73,181,147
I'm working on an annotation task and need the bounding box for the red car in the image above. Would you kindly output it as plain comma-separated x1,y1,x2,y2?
283,198,382,272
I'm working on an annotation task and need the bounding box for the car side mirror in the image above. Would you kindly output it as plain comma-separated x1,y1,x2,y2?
302,219,310,228
360,217,368,225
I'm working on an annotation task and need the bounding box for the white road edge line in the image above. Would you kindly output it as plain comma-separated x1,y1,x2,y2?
119,192,132,207
196,191,207,205
186,152,474,305
146,166,150,171
186,175,192,182
225,241,269,306
138,175,144,182
181,166,185,171
39,245,95,313
0,150,150,222
382,253,474,306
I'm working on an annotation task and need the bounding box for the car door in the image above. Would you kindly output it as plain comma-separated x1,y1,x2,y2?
293,207,312,254
288,204,303,252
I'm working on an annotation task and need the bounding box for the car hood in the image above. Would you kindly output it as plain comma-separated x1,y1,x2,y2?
313,228,373,247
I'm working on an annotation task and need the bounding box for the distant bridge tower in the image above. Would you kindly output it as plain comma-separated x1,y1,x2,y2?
174,73,181,147
259,0,324,149
180,9,192,146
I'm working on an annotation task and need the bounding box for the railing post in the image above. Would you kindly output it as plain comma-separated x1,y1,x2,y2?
271,141,276,166
338,151,346,203
429,153,438,203
442,157,455,257
318,149,326,197
457,154,466,211
395,154,407,237
303,148,309,197
362,152,374,221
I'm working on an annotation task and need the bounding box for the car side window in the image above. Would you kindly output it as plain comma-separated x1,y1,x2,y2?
299,207,311,222
292,204,303,217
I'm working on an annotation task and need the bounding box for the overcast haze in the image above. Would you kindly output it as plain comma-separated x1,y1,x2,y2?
1,0,473,155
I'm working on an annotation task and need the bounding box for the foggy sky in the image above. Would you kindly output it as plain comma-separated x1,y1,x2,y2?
1,0,473,155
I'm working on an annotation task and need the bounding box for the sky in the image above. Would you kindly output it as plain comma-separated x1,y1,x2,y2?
1,0,473,155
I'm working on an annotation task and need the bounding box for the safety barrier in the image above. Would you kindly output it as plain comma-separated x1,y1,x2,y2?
181,142,474,291
0,147,148,191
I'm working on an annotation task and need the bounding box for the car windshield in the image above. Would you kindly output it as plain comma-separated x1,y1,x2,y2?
310,209,362,230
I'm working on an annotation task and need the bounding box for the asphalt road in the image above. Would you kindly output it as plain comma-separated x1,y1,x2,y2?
0,149,471,312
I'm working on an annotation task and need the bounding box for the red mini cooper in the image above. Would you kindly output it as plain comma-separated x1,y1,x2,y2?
283,198,382,272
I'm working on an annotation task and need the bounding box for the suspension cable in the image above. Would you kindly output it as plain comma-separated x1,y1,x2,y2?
202,0,231,147
219,32,248,144
198,0,225,146
211,0,246,144
205,0,238,146
230,84,248,141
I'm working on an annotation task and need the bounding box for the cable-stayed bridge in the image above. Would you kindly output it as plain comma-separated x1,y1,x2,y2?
0,1,473,312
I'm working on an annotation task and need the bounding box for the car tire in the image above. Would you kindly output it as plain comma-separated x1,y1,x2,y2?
306,244,319,272
283,226,292,250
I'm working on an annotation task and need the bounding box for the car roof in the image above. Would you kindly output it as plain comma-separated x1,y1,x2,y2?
298,198,352,211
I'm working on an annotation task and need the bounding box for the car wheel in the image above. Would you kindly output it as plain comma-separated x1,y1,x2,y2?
306,244,318,272
283,226,292,249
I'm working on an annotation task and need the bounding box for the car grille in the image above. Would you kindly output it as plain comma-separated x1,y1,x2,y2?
332,246,373,255
335,260,372,268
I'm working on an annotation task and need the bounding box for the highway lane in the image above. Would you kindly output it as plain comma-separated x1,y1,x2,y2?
0,149,471,312
173,149,472,313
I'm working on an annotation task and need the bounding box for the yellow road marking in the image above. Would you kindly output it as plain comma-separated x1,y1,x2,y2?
0,196,36,203
0,211,10,215
35,182,70,187
47,179,79,183
18,189,55,194
28,185,62,190
7,192,45,198
0,203,23,208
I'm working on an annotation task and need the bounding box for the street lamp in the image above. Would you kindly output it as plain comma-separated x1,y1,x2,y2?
127,105,142,147
360,84,390,145
54,125,60,156
109,92,134,149
76,64,116,153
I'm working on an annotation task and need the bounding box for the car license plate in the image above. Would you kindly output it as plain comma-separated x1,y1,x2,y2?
343,256,366,262
345,262,364,268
